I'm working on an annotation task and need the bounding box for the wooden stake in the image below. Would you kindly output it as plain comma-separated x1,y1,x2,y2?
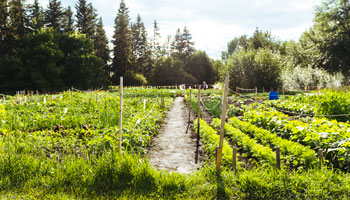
263,87,265,94
275,147,281,169
215,146,219,167
119,77,123,156
96,92,98,103
318,149,323,169
255,86,257,97
195,85,201,164
236,86,238,96
2,95,5,103
189,89,192,123
233,147,237,173
216,75,230,171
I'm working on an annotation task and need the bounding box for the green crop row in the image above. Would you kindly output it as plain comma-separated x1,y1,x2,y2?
228,117,317,169
193,118,233,167
211,118,276,167
0,91,173,132
266,99,315,115
243,108,350,171
280,90,350,122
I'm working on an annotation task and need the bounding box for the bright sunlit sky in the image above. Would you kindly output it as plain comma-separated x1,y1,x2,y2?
34,0,322,59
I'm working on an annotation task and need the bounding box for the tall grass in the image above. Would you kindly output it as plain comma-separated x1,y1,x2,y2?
1,150,349,199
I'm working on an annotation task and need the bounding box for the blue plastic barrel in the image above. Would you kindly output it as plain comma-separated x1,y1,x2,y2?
269,91,278,100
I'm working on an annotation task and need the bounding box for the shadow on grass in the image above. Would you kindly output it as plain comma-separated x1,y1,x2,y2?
216,172,229,200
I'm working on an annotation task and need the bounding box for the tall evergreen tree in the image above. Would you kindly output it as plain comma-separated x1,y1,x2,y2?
111,0,132,82
45,0,64,30
171,28,181,57
172,27,195,61
8,0,27,39
151,19,161,60
75,0,96,40
131,14,152,78
0,0,9,55
28,0,44,33
181,26,195,59
94,17,110,78
62,6,74,32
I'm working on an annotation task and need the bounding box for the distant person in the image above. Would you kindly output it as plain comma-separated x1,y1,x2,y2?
203,81,208,90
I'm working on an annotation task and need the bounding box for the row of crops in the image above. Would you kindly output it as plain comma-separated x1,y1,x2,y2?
0,88,349,199
0,89,177,156
190,89,350,172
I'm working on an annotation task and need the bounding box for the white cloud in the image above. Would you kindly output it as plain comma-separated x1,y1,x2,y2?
28,0,322,58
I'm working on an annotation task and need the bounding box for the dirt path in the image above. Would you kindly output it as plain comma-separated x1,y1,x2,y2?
148,97,198,173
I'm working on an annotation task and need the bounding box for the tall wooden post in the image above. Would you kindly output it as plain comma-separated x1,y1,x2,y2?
189,89,192,123
318,149,324,169
276,147,281,169
216,75,230,171
233,147,237,173
255,86,257,97
195,86,201,164
119,77,123,156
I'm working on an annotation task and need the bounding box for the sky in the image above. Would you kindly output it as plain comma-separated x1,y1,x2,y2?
34,0,322,59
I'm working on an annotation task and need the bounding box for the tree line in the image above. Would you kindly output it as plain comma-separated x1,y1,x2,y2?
0,0,218,93
221,0,349,90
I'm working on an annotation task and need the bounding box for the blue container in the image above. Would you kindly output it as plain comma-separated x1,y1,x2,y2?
269,91,278,100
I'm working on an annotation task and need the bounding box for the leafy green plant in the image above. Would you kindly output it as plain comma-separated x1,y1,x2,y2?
243,108,350,171
228,117,317,169
211,118,276,167
193,118,233,167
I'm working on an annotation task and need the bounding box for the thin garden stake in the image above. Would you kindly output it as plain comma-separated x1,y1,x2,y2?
216,75,230,171
195,85,201,164
189,89,192,123
119,77,123,156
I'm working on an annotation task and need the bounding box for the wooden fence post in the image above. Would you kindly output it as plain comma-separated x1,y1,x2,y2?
119,77,123,156
233,146,237,173
195,85,201,164
216,75,230,171
319,149,324,169
2,95,4,104
275,147,281,169
255,86,257,97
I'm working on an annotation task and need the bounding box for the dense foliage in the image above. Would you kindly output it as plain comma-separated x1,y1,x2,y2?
0,0,219,93
221,0,350,90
